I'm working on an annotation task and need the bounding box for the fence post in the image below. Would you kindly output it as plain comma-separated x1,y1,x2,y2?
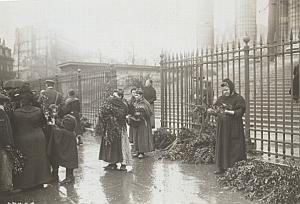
243,36,251,145
55,74,59,91
77,69,82,112
160,53,165,128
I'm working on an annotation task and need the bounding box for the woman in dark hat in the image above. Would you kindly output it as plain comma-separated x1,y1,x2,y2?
12,87,52,189
131,89,154,159
0,93,14,192
208,78,246,174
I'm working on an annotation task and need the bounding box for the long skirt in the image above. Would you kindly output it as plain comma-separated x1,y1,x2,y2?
0,149,13,192
13,128,52,189
133,119,154,153
150,103,155,129
99,136,123,164
121,130,132,165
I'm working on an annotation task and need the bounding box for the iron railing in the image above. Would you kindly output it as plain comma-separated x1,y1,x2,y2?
160,32,300,160
29,68,117,126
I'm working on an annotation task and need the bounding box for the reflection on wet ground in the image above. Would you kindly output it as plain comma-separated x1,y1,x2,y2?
0,133,258,204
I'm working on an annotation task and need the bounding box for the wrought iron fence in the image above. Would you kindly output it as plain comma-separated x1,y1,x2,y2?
29,68,117,126
160,32,300,160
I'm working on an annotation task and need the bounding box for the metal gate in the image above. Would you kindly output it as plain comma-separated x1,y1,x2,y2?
29,68,117,126
160,33,300,160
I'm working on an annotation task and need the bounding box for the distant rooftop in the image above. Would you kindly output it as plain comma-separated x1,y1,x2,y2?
58,61,159,71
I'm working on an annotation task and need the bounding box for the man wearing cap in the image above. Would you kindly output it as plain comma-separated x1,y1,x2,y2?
40,80,63,110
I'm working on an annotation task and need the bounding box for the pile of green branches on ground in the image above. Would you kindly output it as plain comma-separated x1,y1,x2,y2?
217,159,300,204
153,128,176,149
159,123,216,164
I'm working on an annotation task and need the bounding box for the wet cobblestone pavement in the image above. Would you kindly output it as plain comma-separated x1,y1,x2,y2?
0,132,258,204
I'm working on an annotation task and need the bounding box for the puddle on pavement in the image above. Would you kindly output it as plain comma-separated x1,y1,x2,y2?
0,135,258,204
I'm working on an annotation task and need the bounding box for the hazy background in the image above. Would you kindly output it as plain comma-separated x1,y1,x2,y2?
0,0,269,65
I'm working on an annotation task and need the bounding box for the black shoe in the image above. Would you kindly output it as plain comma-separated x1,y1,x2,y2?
120,164,127,171
104,163,117,170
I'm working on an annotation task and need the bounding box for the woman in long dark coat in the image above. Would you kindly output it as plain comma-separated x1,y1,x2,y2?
209,78,246,174
48,114,78,184
12,89,52,189
0,94,14,192
132,89,154,159
97,91,128,170
62,89,83,144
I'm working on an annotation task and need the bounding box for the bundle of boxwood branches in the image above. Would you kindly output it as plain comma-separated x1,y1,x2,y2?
153,128,176,150
217,159,300,204
158,123,216,164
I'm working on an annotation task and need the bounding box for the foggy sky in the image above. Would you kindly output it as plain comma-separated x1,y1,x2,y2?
0,0,268,65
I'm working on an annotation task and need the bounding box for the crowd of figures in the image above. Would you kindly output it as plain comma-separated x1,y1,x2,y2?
0,79,84,193
96,79,157,171
0,78,157,193
0,75,253,194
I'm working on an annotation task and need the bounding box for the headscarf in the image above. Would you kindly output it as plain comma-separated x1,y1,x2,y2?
221,78,235,95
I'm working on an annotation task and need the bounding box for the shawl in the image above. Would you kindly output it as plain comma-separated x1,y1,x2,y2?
96,96,128,144
133,97,153,120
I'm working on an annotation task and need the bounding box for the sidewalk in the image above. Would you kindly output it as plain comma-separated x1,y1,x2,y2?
0,132,258,204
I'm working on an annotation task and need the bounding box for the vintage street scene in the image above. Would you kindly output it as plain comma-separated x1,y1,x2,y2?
0,0,300,204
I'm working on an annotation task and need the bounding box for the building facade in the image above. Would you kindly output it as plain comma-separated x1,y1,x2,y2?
197,0,214,49
14,26,84,80
235,0,257,43
268,0,300,43
0,38,15,82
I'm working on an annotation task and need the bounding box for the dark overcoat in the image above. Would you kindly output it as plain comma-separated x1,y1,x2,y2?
0,109,14,147
215,93,247,170
0,109,14,192
12,106,52,189
47,127,78,169
63,97,83,136
41,87,63,108
143,86,156,128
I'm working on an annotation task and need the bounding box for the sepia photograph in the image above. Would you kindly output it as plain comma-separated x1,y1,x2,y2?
0,0,299,203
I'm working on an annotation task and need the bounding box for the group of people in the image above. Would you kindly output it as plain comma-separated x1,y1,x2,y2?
0,74,248,194
96,79,157,171
0,79,83,193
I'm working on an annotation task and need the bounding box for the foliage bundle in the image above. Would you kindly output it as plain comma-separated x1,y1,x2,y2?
153,128,176,149
159,124,216,164
3,146,26,175
217,159,300,204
